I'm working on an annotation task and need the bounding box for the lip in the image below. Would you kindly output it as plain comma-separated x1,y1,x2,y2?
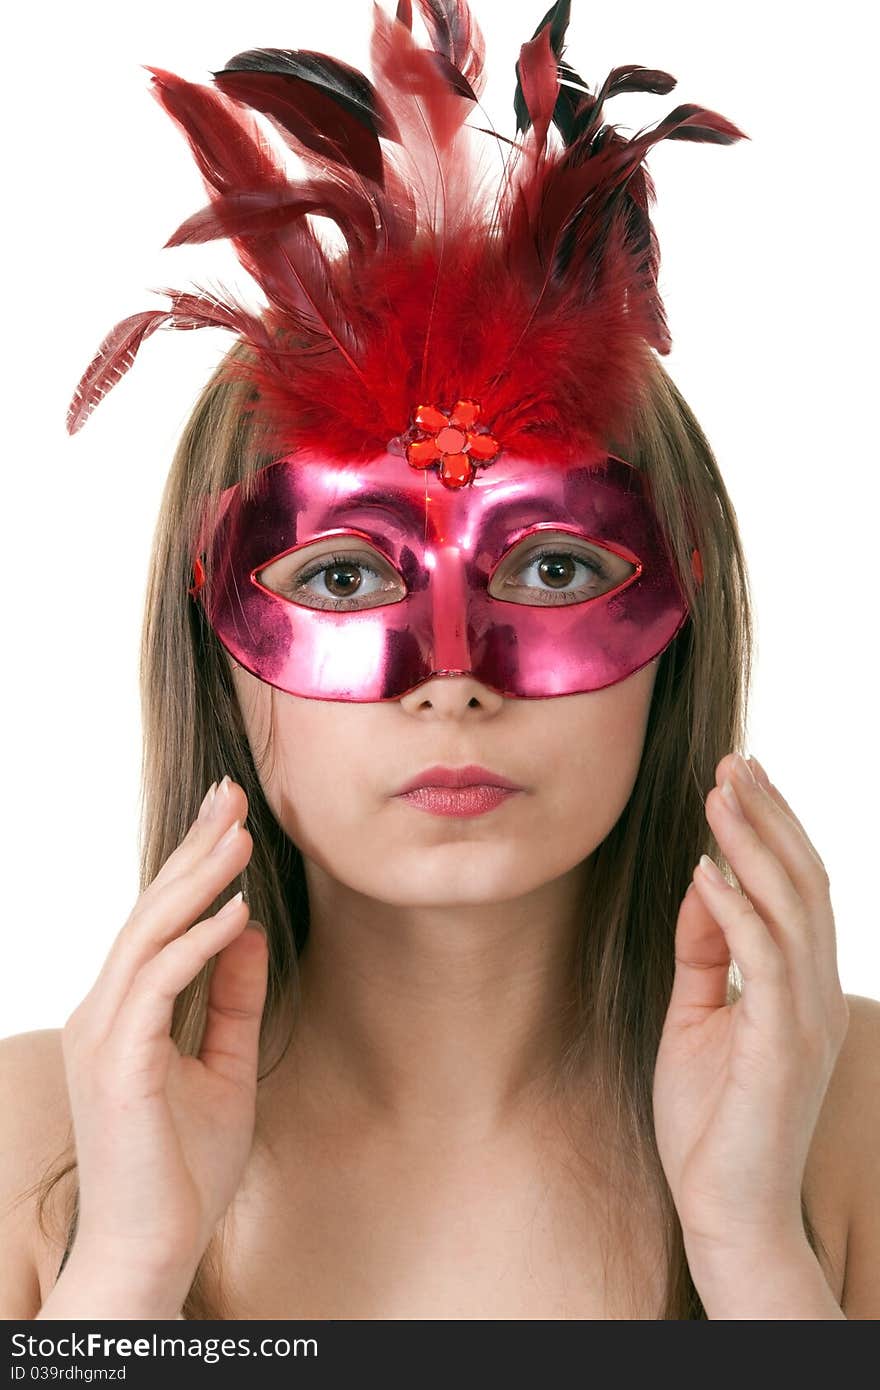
397,785,521,818
393,764,524,796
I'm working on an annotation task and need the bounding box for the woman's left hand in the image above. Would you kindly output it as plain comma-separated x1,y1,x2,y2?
653,752,850,1268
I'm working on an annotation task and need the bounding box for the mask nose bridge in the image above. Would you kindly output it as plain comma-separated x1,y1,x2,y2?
426,536,473,675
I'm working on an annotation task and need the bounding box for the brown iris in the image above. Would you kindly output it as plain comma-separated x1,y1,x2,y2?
537,554,577,588
322,559,363,598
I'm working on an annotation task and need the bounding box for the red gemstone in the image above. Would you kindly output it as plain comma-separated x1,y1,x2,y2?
691,548,704,585
406,437,442,467
413,404,448,433
435,425,467,454
450,399,480,428
439,452,474,488
466,431,500,461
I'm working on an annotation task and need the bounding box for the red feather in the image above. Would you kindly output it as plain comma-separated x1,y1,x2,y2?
165,182,380,256
516,22,558,158
67,310,170,436
147,67,360,365
66,288,273,436
414,0,486,90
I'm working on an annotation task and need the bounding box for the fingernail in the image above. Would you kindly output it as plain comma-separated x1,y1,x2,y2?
747,754,772,791
730,753,754,787
209,774,232,818
697,854,726,886
215,889,244,919
197,782,218,823
212,818,241,854
720,778,744,817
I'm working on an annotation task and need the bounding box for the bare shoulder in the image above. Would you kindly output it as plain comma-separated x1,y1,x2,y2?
0,1029,74,1318
803,993,880,1318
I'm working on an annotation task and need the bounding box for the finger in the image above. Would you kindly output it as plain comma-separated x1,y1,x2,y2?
744,756,843,1010
717,754,830,910
103,895,253,1089
146,777,250,896
83,791,253,1038
691,856,791,1028
666,881,731,1018
199,921,269,1092
705,779,822,1016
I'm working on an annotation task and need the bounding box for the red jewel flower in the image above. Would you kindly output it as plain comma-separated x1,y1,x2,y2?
403,399,501,489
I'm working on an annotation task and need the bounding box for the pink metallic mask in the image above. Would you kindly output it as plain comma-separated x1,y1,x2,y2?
192,445,689,701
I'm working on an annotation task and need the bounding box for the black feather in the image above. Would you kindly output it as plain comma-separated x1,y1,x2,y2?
220,48,398,140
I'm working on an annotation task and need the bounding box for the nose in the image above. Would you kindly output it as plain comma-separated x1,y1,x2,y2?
397,672,504,716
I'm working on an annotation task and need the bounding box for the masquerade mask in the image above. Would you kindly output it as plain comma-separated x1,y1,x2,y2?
66,1,745,700
192,446,687,700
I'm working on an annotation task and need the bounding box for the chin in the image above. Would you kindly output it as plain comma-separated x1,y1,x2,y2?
348,844,563,909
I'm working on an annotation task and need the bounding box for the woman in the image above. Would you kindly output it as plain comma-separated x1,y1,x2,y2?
2,0,878,1319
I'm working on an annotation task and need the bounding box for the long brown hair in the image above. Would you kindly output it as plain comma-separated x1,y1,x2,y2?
30,343,830,1318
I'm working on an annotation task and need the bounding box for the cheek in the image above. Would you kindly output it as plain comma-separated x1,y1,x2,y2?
255,696,378,861
539,668,656,840
231,664,381,845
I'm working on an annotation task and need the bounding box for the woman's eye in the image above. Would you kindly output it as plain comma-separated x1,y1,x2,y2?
259,539,634,610
493,543,634,606
259,551,403,611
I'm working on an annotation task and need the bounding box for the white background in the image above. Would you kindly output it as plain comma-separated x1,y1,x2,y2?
3,0,877,1037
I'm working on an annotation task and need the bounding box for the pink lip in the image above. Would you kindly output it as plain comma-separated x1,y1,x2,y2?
394,763,524,796
393,764,524,819
397,785,521,817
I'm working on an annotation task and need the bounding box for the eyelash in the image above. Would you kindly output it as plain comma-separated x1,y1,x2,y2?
287,545,612,610
515,545,609,604
290,552,389,610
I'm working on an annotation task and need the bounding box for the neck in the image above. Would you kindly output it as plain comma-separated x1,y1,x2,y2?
284,856,592,1142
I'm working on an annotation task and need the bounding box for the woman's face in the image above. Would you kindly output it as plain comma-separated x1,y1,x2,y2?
229,660,658,906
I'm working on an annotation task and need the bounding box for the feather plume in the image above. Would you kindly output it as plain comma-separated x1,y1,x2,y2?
67,0,748,465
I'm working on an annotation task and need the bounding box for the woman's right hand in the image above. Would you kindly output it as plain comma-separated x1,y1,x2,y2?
58,775,267,1300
